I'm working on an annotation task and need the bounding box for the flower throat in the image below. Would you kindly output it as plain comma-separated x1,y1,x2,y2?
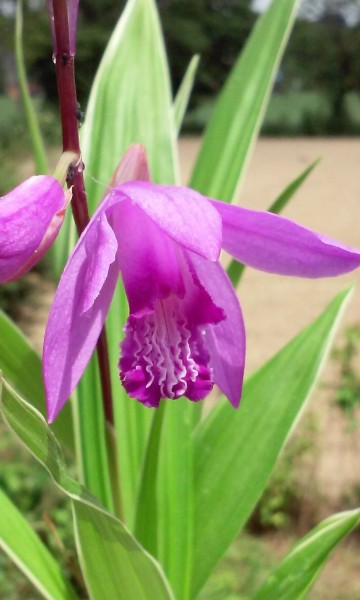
119,295,214,407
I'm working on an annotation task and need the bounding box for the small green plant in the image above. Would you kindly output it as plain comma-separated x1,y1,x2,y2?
332,324,360,429
249,415,319,532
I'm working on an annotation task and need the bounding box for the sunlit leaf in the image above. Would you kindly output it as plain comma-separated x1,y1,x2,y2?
254,509,360,599
0,487,78,600
0,379,175,600
190,0,299,201
174,55,200,135
192,287,352,596
0,309,74,453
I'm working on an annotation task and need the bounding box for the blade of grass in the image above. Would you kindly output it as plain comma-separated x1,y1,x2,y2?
15,0,48,174
254,509,360,600
191,287,352,596
268,158,320,214
0,487,78,600
174,55,200,135
0,309,74,453
190,0,299,201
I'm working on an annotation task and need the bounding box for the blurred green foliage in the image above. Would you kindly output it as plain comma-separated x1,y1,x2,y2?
0,425,79,600
248,415,320,533
332,324,360,428
283,11,360,134
0,0,360,135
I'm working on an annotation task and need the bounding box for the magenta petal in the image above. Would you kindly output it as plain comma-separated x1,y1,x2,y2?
0,176,65,283
211,199,360,278
44,213,118,422
110,144,151,186
80,214,118,313
112,199,185,315
187,251,246,408
117,182,222,261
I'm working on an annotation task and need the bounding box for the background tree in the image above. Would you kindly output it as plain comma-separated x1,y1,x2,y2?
285,0,360,132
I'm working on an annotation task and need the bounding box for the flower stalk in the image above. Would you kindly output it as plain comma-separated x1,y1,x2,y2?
52,0,114,424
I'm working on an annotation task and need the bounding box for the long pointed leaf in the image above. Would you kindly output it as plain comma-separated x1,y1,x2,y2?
174,55,200,135
190,0,299,200
0,309,74,453
254,509,360,600
81,0,178,210
135,404,165,556
0,378,175,600
157,401,194,600
0,487,78,600
268,158,320,214
192,287,352,596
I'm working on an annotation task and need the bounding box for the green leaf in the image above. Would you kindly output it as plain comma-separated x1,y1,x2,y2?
135,402,196,600
0,378,175,600
157,401,195,600
227,158,320,287
81,0,178,211
135,404,165,557
77,0,179,524
0,309,74,453
190,0,299,201
191,287,352,596
74,356,115,513
174,55,200,135
268,158,320,215
0,487,78,600
254,509,360,600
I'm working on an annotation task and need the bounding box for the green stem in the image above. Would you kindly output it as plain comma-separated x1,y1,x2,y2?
15,0,48,174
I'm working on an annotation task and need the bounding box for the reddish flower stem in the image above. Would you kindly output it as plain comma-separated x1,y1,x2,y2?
52,0,114,425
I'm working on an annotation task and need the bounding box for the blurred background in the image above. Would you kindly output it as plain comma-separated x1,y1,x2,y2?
1,1,360,599
1,0,360,163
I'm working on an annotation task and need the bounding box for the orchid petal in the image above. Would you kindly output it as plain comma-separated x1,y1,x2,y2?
117,182,222,261
112,199,185,315
211,199,360,278
44,213,118,422
109,144,151,186
187,251,246,408
0,176,66,283
46,0,79,54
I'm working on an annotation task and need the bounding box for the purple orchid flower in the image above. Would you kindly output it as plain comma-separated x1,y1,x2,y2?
0,176,67,284
46,0,79,55
43,146,360,422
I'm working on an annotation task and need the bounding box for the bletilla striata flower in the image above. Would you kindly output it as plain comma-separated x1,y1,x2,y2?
0,176,67,284
43,146,360,422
